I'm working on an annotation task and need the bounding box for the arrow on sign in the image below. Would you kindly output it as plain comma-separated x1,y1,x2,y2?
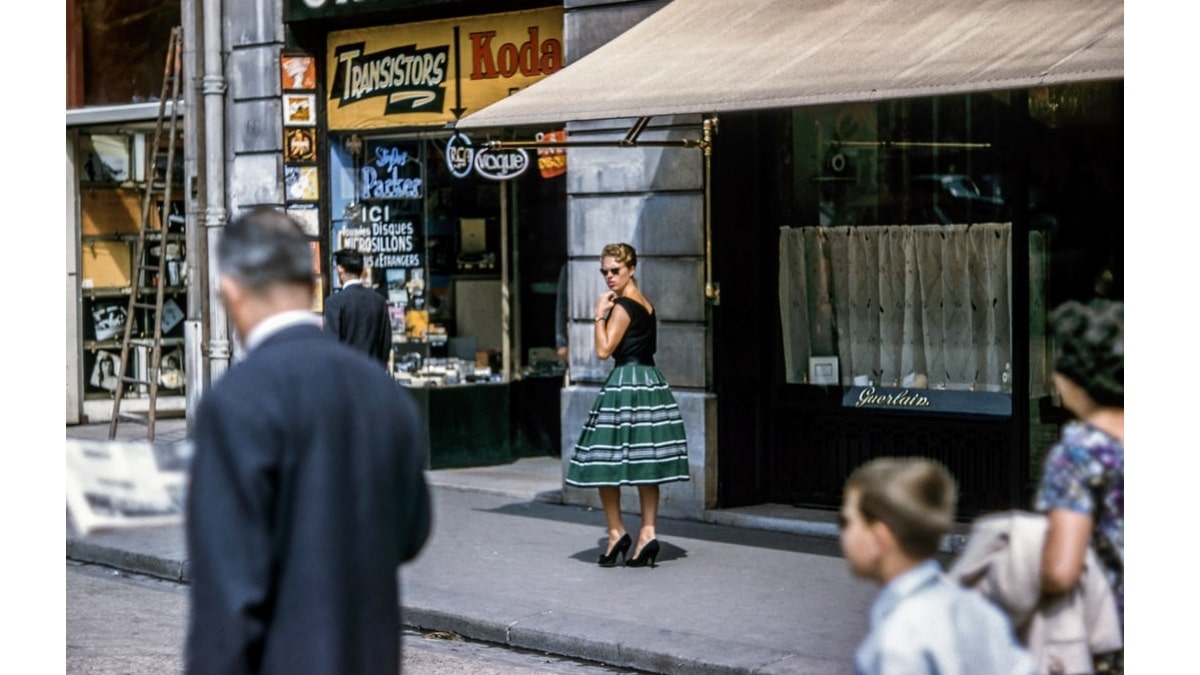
451,26,467,119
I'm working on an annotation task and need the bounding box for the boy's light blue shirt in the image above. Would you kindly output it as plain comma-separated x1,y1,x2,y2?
856,559,1035,675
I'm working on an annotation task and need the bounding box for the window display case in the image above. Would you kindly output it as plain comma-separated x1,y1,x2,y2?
78,130,187,403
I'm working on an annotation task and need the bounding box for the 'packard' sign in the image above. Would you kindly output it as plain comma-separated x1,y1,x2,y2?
327,7,563,130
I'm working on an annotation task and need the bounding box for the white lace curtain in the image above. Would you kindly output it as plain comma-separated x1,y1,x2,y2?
779,224,1048,394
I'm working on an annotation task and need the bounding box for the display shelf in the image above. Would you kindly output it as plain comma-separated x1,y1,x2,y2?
78,146,188,412
81,232,185,243
84,337,183,352
82,285,186,298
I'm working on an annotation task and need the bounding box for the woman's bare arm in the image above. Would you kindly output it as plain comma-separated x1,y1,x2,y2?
1041,508,1093,594
594,298,631,360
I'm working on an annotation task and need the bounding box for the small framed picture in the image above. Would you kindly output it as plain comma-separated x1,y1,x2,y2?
809,356,840,386
283,93,317,127
287,203,320,237
285,128,317,162
280,54,316,91
285,166,320,201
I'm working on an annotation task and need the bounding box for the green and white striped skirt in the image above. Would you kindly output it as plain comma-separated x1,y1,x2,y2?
566,363,690,487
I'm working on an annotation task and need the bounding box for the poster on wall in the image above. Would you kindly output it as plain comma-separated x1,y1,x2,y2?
288,203,321,237
281,54,317,90
283,93,317,127
326,6,563,130
286,166,321,201
285,128,318,162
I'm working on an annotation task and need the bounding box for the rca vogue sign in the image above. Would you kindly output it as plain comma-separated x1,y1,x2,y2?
327,7,563,130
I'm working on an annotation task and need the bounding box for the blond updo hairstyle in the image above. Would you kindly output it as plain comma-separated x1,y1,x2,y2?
601,242,637,270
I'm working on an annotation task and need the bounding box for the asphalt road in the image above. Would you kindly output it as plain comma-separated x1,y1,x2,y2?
66,561,648,674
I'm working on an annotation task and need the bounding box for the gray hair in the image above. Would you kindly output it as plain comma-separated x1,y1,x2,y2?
217,207,315,292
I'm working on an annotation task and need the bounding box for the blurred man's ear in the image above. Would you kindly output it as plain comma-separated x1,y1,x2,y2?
219,275,247,317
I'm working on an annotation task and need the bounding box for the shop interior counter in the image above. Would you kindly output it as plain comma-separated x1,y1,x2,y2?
393,354,565,469
403,380,511,470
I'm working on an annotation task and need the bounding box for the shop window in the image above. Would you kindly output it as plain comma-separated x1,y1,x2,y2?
780,223,1036,395
777,94,1044,398
776,85,1119,401
77,128,186,401
71,0,182,107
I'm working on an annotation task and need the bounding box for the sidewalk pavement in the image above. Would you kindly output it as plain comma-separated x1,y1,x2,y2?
67,419,879,674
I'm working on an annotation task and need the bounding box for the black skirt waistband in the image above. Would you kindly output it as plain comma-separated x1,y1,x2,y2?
614,355,655,367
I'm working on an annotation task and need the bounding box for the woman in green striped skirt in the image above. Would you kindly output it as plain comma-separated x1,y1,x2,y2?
566,243,689,568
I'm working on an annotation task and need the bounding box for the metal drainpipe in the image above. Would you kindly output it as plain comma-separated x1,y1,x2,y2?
181,2,202,424
202,0,231,385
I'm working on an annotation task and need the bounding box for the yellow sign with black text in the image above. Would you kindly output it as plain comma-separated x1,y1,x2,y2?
327,7,563,130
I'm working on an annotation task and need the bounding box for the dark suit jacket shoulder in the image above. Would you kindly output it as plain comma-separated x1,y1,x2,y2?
186,324,430,675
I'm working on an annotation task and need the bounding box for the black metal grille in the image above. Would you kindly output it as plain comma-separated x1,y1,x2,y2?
767,409,1022,519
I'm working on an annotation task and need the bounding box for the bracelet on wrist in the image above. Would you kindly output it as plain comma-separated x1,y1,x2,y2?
594,316,605,323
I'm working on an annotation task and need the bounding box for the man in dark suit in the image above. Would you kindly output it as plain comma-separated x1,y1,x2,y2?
186,208,431,675
323,248,392,367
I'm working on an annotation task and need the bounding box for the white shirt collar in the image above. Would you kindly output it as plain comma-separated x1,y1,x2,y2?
342,279,363,288
244,310,322,352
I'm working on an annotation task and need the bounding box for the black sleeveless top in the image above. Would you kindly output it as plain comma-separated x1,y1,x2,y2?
610,297,656,366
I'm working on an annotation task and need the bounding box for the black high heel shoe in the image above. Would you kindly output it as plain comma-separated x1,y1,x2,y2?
625,539,660,568
598,533,632,567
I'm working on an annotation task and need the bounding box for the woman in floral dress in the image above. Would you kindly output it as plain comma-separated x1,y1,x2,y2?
1035,299,1123,672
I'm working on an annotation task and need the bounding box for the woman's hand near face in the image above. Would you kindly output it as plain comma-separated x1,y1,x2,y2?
595,291,616,320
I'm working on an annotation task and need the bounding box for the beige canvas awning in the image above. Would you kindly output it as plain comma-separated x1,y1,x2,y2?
454,0,1123,130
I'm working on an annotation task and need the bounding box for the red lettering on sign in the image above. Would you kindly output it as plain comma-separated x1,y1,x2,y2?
469,27,562,80
470,31,497,79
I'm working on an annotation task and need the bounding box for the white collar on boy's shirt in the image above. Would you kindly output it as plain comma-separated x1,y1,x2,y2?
244,310,321,353
869,559,941,628
341,279,363,289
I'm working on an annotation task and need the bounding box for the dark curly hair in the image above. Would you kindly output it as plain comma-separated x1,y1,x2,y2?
1049,299,1123,407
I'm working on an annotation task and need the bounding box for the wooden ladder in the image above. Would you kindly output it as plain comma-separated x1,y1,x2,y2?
108,26,185,441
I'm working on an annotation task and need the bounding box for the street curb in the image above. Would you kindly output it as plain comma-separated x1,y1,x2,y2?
65,539,832,675
402,596,846,675
67,537,190,584
421,481,564,505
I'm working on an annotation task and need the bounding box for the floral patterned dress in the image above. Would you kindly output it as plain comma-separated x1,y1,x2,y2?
1034,420,1124,670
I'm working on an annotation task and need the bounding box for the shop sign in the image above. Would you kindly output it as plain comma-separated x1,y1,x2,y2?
841,386,1011,417
362,203,423,270
445,132,475,178
332,205,424,271
535,130,566,179
473,147,529,181
327,7,563,130
361,143,423,200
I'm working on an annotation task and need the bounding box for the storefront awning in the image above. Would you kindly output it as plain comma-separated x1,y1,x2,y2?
454,0,1122,130
66,102,179,127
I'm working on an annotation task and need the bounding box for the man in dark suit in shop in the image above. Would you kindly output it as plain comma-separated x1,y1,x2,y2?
323,247,393,367
186,207,431,675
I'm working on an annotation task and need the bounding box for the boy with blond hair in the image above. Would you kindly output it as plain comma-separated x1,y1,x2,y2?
840,457,1034,675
